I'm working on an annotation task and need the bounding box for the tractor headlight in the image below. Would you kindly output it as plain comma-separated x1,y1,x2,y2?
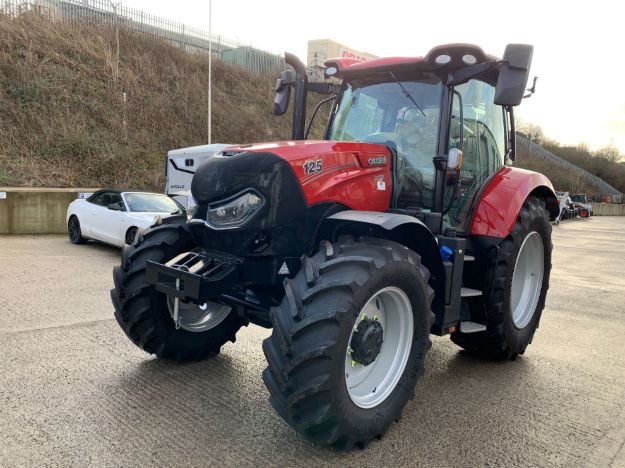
206,191,263,229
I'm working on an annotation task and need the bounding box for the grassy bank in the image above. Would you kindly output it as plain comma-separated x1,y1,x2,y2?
0,15,315,190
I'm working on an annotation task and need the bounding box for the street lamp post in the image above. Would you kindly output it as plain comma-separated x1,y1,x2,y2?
208,0,212,144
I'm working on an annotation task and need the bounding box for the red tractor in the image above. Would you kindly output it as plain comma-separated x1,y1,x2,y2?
111,44,558,448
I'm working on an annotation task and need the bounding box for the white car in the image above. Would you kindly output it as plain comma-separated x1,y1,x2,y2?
66,189,185,247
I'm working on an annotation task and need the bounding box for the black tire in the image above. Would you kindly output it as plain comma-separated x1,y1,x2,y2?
68,215,87,244
125,226,138,245
451,196,552,360
111,218,247,361
262,237,434,449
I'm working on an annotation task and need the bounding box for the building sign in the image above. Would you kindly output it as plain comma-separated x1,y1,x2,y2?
0,192,6,199
307,39,378,82
339,47,372,62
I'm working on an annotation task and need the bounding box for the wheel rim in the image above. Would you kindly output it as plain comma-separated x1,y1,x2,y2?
345,286,413,409
510,231,544,329
166,298,231,332
68,218,80,241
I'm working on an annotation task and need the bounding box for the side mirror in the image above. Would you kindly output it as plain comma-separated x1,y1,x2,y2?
107,202,124,211
273,69,293,116
495,44,533,106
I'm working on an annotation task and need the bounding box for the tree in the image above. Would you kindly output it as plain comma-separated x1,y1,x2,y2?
593,144,621,163
516,121,544,144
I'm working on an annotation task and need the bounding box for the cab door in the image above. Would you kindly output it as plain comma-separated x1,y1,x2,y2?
443,79,508,231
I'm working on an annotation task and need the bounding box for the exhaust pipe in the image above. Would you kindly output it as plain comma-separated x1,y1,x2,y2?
285,52,307,140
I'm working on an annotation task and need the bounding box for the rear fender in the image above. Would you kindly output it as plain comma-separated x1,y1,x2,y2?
322,211,445,313
469,167,558,238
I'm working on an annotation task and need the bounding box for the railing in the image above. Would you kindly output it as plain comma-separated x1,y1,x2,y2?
0,0,285,75
516,135,622,197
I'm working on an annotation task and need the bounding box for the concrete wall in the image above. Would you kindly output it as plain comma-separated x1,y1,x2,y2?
0,188,98,234
1,188,624,235
592,203,625,216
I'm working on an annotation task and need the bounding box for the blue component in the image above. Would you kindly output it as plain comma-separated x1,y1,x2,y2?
440,245,454,262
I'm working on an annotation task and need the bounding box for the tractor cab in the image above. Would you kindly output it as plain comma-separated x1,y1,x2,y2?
275,44,534,234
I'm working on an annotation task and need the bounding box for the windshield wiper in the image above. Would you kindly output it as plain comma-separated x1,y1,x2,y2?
389,72,426,117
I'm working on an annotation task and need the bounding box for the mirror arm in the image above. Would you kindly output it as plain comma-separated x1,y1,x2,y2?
523,76,538,98
307,82,341,95
447,60,499,86
453,89,464,150
305,95,336,139
508,105,516,163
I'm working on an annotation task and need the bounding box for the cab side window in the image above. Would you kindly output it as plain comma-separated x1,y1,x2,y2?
446,80,507,230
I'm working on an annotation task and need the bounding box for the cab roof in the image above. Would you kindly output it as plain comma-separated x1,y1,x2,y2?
325,43,499,79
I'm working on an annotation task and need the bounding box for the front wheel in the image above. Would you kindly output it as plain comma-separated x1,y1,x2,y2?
111,219,247,361
262,237,434,449
452,196,552,359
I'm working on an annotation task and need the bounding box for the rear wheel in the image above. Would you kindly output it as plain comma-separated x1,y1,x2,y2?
579,209,589,218
262,237,434,449
68,216,87,244
111,218,247,361
452,196,552,359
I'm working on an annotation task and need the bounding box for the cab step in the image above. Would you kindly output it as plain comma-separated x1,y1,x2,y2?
461,287,482,297
459,321,487,333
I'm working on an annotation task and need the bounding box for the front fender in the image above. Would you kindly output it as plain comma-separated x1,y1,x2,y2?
325,211,445,313
469,167,557,238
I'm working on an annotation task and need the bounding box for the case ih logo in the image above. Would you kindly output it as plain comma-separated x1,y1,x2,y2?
368,157,387,166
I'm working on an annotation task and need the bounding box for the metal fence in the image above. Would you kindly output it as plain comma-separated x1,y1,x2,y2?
0,0,285,75
517,135,623,197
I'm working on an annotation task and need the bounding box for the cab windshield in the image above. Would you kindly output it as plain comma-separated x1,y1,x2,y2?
328,77,443,210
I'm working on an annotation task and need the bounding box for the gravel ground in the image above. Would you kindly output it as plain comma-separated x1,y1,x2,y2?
1,216,624,467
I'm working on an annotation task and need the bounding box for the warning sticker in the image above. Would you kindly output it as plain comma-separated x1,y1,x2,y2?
278,262,290,275
377,181,386,191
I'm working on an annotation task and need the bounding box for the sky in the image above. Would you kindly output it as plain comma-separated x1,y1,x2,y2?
122,0,625,154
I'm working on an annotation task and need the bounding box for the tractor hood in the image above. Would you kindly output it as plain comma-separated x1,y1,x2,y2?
191,140,392,212
187,139,391,257
189,139,392,257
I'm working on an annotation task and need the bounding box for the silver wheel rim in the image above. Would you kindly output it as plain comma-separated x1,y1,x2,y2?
511,231,544,329
166,298,231,333
345,286,413,409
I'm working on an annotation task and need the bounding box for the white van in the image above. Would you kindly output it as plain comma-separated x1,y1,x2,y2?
165,143,233,203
